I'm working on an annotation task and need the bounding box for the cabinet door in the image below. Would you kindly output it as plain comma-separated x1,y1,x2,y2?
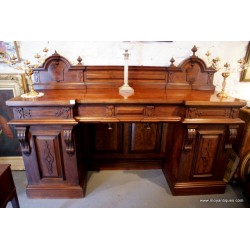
130,123,163,153
190,129,223,179
22,126,79,186
179,125,226,181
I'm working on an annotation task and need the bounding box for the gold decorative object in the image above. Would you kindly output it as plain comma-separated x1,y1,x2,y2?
0,42,49,98
205,50,249,99
217,63,230,98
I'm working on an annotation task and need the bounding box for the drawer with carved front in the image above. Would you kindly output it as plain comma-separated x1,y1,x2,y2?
186,107,240,119
13,107,74,119
76,104,182,122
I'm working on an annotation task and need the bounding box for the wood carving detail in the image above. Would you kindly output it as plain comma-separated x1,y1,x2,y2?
230,108,239,119
63,129,74,153
145,106,155,117
55,107,71,118
187,108,203,118
186,64,199,84
49,61,65,82
44,141,55,175
34,71,40,83
106,105,115,117
184,128,196,152
16,127,30,154
14,108,31,119
225,127,238,150
200,139,212,169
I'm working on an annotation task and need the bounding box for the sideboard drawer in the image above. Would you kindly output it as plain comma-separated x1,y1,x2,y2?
13,106,74,119
77,104,182,122
186,107,239,119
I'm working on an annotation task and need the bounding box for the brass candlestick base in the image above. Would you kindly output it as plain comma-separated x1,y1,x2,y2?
21,70,44,98
217,90,228,98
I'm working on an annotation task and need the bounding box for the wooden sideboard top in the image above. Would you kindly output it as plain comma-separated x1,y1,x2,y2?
6,88,246,107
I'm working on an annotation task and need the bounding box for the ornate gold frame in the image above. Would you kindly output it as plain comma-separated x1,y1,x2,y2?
0,73,27,170
240,41,250,82
240,151,250,182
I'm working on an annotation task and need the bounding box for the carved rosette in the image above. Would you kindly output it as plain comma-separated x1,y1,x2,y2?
168,72,175,83
187,108,203,118
63,129,74,154
145,106,155,117
106,105,115,117
16,127,30,154
184,128,197,152
14,108,31,119
55,107,71,118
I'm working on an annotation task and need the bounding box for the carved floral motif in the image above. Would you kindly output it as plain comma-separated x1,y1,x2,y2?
55,107,71,118
14,108,31,119
187,108,203,118
106,105,115,117
145,106,155,117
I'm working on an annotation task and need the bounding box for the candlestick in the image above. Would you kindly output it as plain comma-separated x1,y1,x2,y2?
119,49,134,99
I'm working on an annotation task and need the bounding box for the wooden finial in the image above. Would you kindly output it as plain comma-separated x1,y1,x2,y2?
77,56,83,65
191,46,198,56
170,57,175,66
53,50,59,55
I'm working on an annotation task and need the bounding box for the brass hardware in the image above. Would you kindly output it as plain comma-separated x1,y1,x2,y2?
108,123,113,130
145,123,151,130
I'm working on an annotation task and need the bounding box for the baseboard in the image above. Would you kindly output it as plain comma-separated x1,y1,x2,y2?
163,168,226,196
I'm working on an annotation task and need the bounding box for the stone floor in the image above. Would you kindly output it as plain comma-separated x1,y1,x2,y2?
7,169,250,208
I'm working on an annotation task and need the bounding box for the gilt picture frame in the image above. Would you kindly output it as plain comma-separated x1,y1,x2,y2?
240,41,250,82
0,74,27,170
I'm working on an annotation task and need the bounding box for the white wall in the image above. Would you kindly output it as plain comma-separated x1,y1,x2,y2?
1,41,249,101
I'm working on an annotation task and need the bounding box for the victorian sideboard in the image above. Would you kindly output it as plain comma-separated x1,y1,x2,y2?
6,49,246,198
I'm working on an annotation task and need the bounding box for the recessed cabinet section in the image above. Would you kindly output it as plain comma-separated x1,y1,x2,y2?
130,123,163,153
84,122,168,167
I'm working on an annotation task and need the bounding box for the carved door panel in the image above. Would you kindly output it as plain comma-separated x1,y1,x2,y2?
190,130,223,179
129,123,163,153
20,125,79,186
179,125,226,181
29,128,66,184
34,134,64,180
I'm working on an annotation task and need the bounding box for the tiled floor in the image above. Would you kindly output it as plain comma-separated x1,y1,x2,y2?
9,169,250,208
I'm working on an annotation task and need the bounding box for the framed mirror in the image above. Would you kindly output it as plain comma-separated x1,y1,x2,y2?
240,41,250,82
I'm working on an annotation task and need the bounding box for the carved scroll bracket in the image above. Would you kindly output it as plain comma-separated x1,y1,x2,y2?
16,126,30,154
63,129,75,154
184,128,197,152
225,125,238,150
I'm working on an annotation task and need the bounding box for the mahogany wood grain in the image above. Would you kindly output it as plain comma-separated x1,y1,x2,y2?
5,51,247,198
